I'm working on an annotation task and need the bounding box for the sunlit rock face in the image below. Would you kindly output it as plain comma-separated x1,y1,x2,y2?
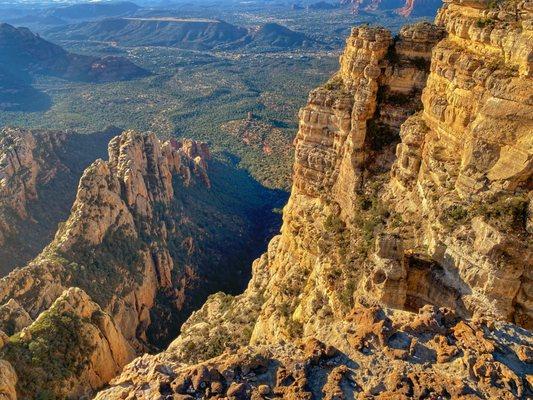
95,4,532,398
389,0,532,328
0,127,272,398
2,1,532,399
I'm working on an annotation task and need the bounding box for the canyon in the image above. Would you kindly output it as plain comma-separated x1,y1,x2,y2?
97,0,532,398
0,128,283,399
0,0,531,399
0,127,119,274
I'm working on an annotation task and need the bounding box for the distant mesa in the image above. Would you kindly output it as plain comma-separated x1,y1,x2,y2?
46,17,248,50
2,1,140,28
45,18,320,51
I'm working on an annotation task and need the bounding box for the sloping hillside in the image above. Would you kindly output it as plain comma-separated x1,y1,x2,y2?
0,23,148,83
45,18,319,51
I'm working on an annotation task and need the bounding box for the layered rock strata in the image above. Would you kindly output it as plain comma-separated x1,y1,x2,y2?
98,2,532,399
0,128,283,398
0,131,210,351
0,127,116,275
388,0,533,328
1,287,134,399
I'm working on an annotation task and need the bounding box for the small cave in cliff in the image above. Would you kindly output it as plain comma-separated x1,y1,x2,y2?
402,255,466,316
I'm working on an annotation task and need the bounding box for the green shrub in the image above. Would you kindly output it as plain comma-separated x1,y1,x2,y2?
64,226,145,306
352,192,389,257
476,18,495,28
488,0,502,9
2,310,94,399
339,280,356,310
441,194,528,233
324,214,345,233
442,204,468,228
473,195,528,232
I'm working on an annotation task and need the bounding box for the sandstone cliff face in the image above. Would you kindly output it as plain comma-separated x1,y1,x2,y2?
0,130,211,351
242,22,448,345
249,0,532,340
1,287,134,399
0,127,115,275
0,127,282,398
388,0,533,328
97,2,532,398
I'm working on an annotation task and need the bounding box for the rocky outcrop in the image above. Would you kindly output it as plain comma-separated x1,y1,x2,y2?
0,360,16,400
0,127,116,275
1,287,134,399
296,22,444,213
388,0,533,328
0,127,283,398
98,304,533,399
97,2,532,398
0,131,211,350
0,300,32,336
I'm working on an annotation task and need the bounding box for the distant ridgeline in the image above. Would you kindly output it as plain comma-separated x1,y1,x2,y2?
47,1,140,20
0,22,148,111
44,18,321,51
336,0,442,16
